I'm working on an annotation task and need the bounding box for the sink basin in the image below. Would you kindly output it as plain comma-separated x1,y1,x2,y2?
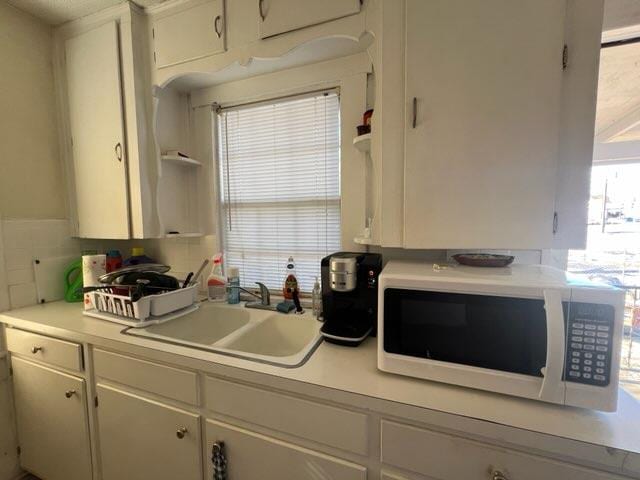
222,313,321,357
138,305,250,345
124,302,322,368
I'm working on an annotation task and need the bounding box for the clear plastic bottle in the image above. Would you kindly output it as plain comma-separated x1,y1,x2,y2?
227,266,240,304
312,276,322,320
282,256,299,300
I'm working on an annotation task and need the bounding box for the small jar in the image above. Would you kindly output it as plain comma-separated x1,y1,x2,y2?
227,267,240,304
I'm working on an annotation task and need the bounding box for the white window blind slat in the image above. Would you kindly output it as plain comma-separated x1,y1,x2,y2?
218,91,341,292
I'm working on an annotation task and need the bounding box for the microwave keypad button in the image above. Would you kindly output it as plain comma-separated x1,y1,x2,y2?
584,324,597,330
572,351,581,357
583,337,596,344
594,374,606,381
597,354,606,360
583,359,593,366
571,343,583,349
583,345,595,351
596,368,605,374
596,361,605,367
583,373,592,380
596,332,609,338
596,339,608,345
571,364,580,370
569,371,581,378
584,330,596,337
571,336,583,342
584,352,593,359
583,366,592,372
572,329,584,335
571,358,580,364
596,346,608,352
573,323,584,329
597,325,610,332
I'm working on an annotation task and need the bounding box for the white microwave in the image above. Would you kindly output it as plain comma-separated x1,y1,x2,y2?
377,261,625,412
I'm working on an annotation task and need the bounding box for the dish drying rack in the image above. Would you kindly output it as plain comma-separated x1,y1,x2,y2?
83,284,199,328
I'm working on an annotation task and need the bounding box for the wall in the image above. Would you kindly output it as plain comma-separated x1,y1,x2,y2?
0,3,66,219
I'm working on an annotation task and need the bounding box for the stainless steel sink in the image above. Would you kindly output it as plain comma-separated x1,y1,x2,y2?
124,302,322,368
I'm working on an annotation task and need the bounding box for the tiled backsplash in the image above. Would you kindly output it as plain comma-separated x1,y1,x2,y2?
0,218,218,311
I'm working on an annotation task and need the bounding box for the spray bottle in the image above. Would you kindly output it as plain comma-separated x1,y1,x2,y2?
207,254,227,302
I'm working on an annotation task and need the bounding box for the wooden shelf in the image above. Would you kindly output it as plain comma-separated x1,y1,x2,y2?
164,232,203,238
352,133,371,153
354,235,375,245
161,155,201,167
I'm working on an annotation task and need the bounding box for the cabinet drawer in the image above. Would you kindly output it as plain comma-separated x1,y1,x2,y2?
205,376,368,455
6,328,83,372
381,420,627,480
94,349,198,405
206,419,366,480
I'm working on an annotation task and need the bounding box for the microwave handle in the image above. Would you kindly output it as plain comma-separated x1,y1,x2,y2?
539,289,566,402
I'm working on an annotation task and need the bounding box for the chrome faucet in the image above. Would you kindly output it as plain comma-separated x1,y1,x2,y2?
230,282,274,310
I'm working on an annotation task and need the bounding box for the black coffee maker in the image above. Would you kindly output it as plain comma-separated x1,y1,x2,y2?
319,252,382,346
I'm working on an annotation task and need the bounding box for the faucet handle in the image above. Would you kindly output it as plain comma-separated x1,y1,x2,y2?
255,282,270,305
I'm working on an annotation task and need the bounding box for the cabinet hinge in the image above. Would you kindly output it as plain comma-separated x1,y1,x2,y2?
153,51,156,64
152,28,155,39
16,446,21,456
70,136,74,147
553,212,559,234
94,396,99,408
562,45,569,70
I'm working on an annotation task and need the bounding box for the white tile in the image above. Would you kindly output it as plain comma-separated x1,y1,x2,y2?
7,268,33,286
2,221,33,250
9,283,37,309
4,248,32,271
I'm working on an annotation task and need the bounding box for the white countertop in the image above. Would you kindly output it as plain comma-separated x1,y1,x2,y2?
2,300,640,456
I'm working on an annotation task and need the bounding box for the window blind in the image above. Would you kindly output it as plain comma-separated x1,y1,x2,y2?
217,91,341,292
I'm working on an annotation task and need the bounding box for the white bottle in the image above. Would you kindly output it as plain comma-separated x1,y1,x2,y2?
312,276,322,320
207,254,227,302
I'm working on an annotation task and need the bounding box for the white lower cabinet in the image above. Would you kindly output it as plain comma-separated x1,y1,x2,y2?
381,420,631,480
205,418,367,479
95,383,202,480
11,357,92,480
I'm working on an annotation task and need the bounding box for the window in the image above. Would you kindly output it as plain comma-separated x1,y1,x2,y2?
217,91,341,292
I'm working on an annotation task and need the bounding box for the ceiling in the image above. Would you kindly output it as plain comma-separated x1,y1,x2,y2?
6,0,169,25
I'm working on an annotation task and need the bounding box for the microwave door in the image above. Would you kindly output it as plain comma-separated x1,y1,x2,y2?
538,289,567,403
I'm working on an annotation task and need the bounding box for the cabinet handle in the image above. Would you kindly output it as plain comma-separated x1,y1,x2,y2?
115,142,122,162
412,97,417,128
176,427,188,439
258,0,266,21
214,15,222,38
212,442,227,480
65,390,77,399
491,470,508,480
31,346,43,354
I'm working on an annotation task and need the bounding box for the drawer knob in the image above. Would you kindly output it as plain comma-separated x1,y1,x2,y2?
31,346,43,354
176,427,188,439
492,470,508,480
65,390,77,398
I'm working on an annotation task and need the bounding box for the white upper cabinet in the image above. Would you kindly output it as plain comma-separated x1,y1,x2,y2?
372,0,603,249
65,21,130,239
259,0,361,38
56,4,159,239
153,0,226,68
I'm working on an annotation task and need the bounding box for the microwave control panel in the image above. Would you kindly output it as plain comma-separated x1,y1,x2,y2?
564,302,615,387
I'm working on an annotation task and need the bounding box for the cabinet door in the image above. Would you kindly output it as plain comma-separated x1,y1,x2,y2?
404,0,566,249
205,419,366,480
11,357,92,480
153,0,225,68
65,20,130,239
96,383,201,480
259,0,360,38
